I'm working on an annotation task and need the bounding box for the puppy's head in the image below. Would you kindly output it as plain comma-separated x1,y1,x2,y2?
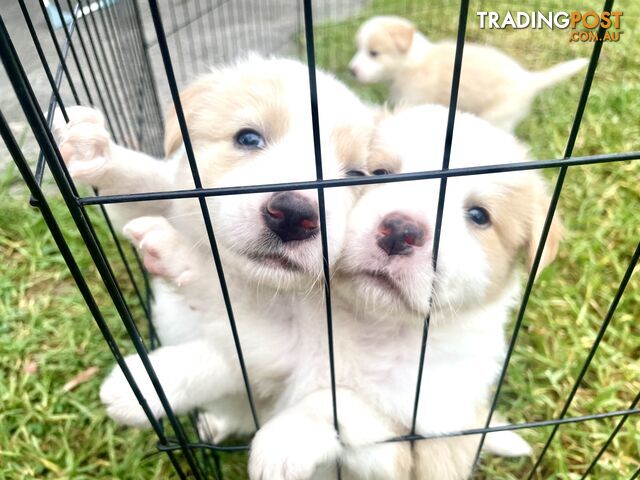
349,16,416,84
337,105,563,319
166,56,374,291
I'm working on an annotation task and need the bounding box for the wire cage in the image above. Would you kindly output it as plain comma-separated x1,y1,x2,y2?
0,0,638,479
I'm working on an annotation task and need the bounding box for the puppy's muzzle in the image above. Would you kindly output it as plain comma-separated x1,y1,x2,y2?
264,192,319,242
377,213,428,256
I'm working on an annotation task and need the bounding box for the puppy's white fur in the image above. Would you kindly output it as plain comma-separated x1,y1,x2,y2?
53,56,374,439
349,16,588,131
249,105,560,479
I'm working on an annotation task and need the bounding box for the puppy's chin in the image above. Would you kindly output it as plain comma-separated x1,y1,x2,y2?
335,270,433,319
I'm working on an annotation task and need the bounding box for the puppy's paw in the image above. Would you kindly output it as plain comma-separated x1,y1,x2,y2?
483,430,532,457
53,106,112,184
197,411,230,444
123,216,195,285
249,415,340,480
99,355,163,427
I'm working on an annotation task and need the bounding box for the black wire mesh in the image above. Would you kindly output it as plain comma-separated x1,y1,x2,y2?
0,1,637,479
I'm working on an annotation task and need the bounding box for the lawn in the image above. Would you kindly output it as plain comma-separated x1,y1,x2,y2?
1,0,638,479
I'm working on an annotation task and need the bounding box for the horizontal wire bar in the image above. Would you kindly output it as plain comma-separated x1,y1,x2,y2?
75,150,640,206
152,407,640,453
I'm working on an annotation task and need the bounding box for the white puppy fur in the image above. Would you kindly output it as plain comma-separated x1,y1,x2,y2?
349,16,588,131
248,105,561,479
54,59,538,478
53,56,375,439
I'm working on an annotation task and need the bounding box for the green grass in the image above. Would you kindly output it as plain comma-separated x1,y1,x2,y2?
1,1,638,478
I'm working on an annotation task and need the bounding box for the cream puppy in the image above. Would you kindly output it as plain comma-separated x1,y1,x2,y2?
52,56,375,436
349,16,587,131
249,104,562,479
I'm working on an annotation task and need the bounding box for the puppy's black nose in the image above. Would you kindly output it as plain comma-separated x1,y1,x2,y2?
377,213,427,256
264,192,319,242
349,66,358,77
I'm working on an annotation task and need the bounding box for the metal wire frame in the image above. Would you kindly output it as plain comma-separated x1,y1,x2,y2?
2,0,638,478
0,16,210,480
146,0,261,434
18,0,156,330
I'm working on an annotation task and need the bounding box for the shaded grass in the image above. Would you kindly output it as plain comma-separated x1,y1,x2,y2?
1,0,638,478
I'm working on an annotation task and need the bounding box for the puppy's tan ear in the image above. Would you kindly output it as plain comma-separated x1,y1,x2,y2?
163,76,215,156
527,176,564,276
388,21,415,53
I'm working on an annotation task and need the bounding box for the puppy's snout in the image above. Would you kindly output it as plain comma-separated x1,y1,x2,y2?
377,213,428,256
349,65,358,77
264,192,319,242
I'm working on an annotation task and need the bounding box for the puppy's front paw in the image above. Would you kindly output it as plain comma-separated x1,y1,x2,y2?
123,216,195,285
249,415,340,480
53,106,112,184
197,411,229,444
99,355,162,427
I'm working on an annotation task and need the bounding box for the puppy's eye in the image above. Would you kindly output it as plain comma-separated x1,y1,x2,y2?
234,129,266,149
369,50,379,57
467,207,491,227
372,169,391,176
345,169,367,177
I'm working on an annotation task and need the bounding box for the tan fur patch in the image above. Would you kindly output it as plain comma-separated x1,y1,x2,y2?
162,69,291,186
466,172,563,300
412,435,477,480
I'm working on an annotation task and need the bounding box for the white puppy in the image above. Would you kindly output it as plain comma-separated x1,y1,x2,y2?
349,16,587,131
52,56,375,440
249,105,561,479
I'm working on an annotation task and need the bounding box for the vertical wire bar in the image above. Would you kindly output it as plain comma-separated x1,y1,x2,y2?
16,0,70,197
71,0,134,142
0,111,190,479
100,0,146,147
131,0,167,155
527,240,639,477
301,4,342,479
410,0,469,437
147,0,261,430
80,0,154,150
43,1,96,109
167,1,187,85
36,0,82,104
54,1,154,323
182,1,199,75
0,22,204,478
472,0,616,471
581,389,640,479
194,0,207,72
55,0,128,143
302,0,340,436
111,0,162,150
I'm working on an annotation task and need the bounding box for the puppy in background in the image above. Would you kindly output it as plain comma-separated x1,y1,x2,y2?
349,16,587,131
249,105,560,479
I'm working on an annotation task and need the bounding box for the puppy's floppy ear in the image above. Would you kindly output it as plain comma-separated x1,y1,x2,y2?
388,21,415,53
164,75,217,157
526,175,564,276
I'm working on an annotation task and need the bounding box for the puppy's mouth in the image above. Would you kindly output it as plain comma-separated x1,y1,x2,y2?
355,270,426,315
246,251,304,272
361,270,404,295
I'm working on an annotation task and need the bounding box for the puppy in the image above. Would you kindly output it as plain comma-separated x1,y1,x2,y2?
53,56,375,438
349,16,587,131
249,104,560,479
